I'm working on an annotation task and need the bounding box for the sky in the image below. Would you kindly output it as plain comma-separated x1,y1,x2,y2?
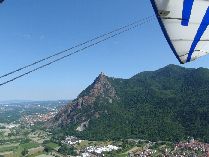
0,0,209,101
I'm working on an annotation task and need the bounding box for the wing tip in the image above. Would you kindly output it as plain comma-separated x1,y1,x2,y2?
150,0,184,64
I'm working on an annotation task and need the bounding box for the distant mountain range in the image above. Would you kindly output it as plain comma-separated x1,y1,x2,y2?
0,100,70,105
0,100,34,104
48,65,209,142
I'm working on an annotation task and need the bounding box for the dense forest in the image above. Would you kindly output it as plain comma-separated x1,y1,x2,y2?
51,65,209,142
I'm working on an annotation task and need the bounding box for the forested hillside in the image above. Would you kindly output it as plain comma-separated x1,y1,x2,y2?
49,65,209,142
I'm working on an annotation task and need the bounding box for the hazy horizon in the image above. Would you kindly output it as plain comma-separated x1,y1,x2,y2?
1,0,209,100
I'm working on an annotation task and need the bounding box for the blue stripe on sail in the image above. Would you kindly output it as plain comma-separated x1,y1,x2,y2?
182,0,194,26
186,7,209,62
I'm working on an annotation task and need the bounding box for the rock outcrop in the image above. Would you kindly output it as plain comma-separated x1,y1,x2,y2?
47,72,118,129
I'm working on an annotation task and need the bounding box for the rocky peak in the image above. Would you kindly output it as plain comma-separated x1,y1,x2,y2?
77,72,117,106
94,72,108,85
48,72,118,128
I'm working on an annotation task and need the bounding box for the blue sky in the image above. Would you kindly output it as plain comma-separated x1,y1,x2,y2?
0,0,209,101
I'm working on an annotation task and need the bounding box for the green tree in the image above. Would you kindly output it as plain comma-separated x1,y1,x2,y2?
21,148,28,156
58,145,77,156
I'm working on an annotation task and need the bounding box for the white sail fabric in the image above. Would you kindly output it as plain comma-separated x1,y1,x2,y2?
151,0,209,64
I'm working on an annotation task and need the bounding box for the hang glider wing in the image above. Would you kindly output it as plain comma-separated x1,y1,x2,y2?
151,0,209,64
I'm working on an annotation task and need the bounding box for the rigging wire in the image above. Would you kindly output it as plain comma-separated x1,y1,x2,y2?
0,16,155,87
0,15,154,79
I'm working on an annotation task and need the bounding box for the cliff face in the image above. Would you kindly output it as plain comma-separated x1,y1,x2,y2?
77,72,118,106
47,72,118,129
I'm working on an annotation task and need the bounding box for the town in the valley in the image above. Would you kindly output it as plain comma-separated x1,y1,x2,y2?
0,101,209,157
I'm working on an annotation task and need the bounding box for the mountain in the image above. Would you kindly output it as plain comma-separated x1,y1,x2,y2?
48,65,209,142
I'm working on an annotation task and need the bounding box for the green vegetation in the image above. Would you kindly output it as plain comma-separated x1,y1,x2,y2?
28,152,44,157
0,110,21,123
21,148,28,156
19,142,39,150
0,145,18,152
0,141,40,156
42,140,59,153
0,101,67,156
58,144,77,156
53,65,209,143
45,142,59,149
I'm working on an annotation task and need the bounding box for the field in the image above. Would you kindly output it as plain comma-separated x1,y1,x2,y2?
0,101,68,157
45,142,59,149
0,144,19,152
